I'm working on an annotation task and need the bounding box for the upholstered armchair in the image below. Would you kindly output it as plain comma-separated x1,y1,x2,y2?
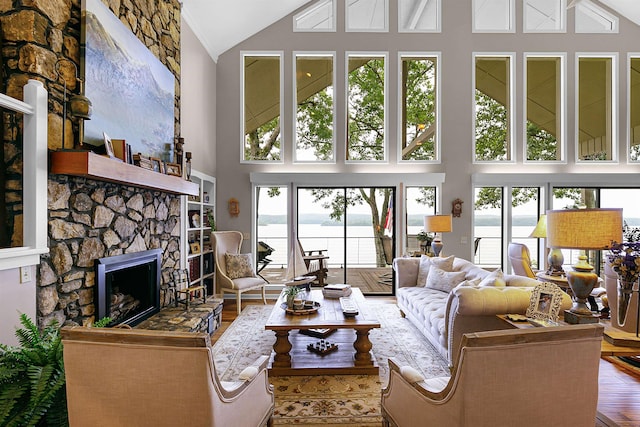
213,231,268,314
62,326,274,427
381,324,604,427
507,242,537,278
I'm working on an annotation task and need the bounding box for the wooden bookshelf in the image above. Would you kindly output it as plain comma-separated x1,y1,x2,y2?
50,151,199,196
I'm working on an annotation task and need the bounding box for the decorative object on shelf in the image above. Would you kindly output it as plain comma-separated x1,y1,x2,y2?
228,198,240,217
133,153,153,170
102,132,116,159
207,210,216,231
174,136,184,168
150,157,164,173
165,162,181,176
526,282,564,324
424,214,452,257
190,242,201,255
203,192,210,203
185,151,192,180
55,58,92,151
451,198,463,217
188,210,200,228
607,241,640,327
529,214,564,276
546,208,622,324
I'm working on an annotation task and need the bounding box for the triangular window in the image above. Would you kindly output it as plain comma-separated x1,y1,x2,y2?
346,0,388,32
575,0,618,33
524,0,566,32
398,0,441,32
294,0,336,32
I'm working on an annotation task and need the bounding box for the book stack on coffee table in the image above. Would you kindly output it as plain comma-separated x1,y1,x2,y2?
322,284,352,298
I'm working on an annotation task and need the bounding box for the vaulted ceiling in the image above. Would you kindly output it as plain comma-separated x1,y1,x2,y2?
181,0,640,62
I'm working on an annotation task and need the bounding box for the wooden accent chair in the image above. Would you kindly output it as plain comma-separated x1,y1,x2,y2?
298,240,329,286
381,324,603,427
213,231,267,315
507,242,537,278
62,326,274,427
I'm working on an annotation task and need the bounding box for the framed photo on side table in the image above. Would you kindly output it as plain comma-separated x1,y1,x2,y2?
526,282,564,324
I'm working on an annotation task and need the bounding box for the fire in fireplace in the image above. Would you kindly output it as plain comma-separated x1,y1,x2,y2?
95,249,162,326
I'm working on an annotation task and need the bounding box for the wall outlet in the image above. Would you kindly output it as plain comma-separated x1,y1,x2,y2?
20,266,32,283
460,236,468,244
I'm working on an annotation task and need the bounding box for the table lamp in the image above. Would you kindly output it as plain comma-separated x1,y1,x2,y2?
529,214,564,275
424,214,452,257
546,208,622,324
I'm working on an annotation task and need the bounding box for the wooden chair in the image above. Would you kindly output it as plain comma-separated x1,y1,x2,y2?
62,326,274,427
298,240,329,286
213,231,268,315
381,324,604,427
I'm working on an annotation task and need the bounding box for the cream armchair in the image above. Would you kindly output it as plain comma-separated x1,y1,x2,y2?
213,231,268,314
381,324,603,427
62,326,274,427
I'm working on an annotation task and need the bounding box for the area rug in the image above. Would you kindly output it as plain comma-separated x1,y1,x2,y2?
212,303,449,425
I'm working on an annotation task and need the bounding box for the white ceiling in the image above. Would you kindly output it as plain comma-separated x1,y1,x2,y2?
181,0,640,63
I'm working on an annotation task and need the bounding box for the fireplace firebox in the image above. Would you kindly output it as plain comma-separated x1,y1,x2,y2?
95,249,162,326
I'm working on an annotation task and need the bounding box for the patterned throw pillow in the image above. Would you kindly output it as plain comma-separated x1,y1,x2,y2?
425,266,467,293
225,253,256,279
417,254,456,287
478,268,506,287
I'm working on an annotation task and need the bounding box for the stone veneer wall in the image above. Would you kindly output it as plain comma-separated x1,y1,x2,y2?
40,176,181,327
0,0,183,327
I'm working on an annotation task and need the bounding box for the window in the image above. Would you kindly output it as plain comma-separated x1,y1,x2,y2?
525,55,564,161
510,187,541,270
399,54,439,161
398,0,440,32
474,186,503,268
523,0,565,32
574,0,618,33
294,53,335,162
629,56,640,162
577,55,616,162
346,0,388,32
294,0,336,32
242,53,283,162
347,53,387,161
474,54,514,162
405,186,436,254
473,0,514,32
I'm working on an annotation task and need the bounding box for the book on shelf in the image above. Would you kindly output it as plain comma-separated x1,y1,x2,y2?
322,284,352,298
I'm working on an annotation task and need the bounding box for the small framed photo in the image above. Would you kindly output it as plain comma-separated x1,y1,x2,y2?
190,242,201,255
165,162,181,176
102,132,115,159
526,282,564,323
150,157,164,173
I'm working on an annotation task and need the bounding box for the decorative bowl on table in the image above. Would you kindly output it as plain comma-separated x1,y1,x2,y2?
281,301,321,315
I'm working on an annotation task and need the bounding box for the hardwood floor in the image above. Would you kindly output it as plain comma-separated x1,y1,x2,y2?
213,298,640,427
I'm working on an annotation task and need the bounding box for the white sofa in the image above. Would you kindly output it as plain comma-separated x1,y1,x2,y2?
393,256,572,366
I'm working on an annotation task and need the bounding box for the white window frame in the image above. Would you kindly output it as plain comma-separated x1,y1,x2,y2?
472,52,516,164
345,0,389,32
628,53,640,164
293,0,337,32
472,0,515,33
523,53,567,163
345,51,389,163
575,53,618,163
293,51,337,164
397,52,441,164
523,0,566,33
574,0,619,34
0,80,49,270
240,51,285,164
398,0,441,33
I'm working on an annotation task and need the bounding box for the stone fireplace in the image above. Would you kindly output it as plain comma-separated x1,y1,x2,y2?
95,249,162,326
38,175,181,328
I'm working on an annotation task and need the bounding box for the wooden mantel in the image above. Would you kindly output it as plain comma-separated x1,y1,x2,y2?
50,151,199,196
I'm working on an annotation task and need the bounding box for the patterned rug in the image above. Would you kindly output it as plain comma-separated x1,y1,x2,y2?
212,303,449,425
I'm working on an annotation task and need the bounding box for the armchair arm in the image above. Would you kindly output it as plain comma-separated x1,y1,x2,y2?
217,355,271,397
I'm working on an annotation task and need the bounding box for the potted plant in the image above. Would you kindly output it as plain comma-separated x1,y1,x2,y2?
416,231,433,253
0,314,68,427
283,286,301,309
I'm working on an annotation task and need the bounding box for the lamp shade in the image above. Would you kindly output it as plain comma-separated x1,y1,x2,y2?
546,208,622,250
529,214,547,238
424,214,452,233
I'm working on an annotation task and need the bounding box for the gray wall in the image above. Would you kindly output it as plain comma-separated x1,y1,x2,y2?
215,0,640,258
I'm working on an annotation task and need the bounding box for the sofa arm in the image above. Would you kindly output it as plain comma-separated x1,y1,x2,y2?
393,257,421,288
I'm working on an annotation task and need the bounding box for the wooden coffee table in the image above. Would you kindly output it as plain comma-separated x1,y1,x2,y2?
264,288,380,376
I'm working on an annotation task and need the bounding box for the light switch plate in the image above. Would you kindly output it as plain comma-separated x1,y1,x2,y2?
20,266,32,283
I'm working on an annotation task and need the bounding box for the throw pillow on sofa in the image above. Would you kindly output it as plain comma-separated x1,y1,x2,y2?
417,255,455,287
478,268,506,287
425,266,467,293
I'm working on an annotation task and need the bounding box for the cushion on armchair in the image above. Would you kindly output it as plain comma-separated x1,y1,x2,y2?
225,253,257,279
